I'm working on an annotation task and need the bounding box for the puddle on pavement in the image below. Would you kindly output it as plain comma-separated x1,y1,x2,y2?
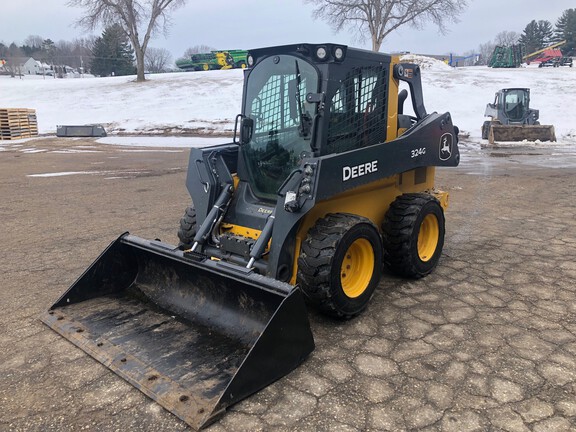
458,138,576,171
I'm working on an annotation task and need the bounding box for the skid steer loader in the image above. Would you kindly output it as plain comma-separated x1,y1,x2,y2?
42,43,460,429
482,88,556,144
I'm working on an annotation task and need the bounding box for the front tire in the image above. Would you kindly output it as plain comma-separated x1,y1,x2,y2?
382,193,445,278
481,121,491,140
177,205,197,249
297,214,382,319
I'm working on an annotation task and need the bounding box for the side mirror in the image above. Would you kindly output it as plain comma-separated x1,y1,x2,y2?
240,117,254,145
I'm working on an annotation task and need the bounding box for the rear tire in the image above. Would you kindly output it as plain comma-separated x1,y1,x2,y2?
297,214,382,319
382,193,445,278
177,205,197,249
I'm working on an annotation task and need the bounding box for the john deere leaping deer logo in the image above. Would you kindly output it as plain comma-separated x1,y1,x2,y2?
439,133,452,161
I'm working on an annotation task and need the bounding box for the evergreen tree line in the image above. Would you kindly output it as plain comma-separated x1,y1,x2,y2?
0,24,142,77
0,37,93,73
3,8,575,74
475,8,576,65
519,8,576,55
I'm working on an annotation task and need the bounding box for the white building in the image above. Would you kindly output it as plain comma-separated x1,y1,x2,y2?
22,58,52,75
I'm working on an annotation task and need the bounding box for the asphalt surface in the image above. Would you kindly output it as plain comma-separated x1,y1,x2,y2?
1,137,576,431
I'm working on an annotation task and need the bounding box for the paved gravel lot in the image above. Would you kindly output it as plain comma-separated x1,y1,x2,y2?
1,137,575,431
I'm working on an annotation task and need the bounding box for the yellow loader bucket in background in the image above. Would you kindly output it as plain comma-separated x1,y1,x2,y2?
489,124,556,144
40,233,314,430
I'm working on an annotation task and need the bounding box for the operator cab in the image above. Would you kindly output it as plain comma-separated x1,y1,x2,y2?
236,43,408,205
500,88,529,122
225,43,431,241
240,53,318,201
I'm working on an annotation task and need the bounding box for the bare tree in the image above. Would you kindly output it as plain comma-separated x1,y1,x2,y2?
183,45,216,57
475,31,519,66
72,37,97,72
54,40,73,67
24,35,44,50
2,43,25,77
477,41,495,66
494,31,520,46
306,0,468,52
145,47,172,73
68,0,187,82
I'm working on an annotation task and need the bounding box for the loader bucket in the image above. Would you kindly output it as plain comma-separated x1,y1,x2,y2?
40,233,314,430
489,124,556,144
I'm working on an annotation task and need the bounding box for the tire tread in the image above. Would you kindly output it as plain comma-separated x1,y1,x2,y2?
297,213,379,319
177,205,197,248
382,193,444,278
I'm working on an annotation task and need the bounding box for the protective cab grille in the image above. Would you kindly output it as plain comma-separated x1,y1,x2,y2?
326,65,388,154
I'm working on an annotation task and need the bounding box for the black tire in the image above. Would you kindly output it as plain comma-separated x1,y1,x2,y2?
382,193,445,278
481,121,491,140
297,213,382,319
177,205,197,249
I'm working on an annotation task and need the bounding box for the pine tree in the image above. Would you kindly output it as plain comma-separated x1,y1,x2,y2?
520,20,554,55
554,9,576,55
91,37,109,76
520,21,541,54
90,24,135,77
42,39,56,62
537,20,554,46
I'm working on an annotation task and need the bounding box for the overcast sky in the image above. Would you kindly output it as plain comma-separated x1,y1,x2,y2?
2,0,574,59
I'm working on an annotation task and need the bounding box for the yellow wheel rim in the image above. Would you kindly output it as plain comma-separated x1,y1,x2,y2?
340,238,374,298
418,214,439,262
203,64,209,71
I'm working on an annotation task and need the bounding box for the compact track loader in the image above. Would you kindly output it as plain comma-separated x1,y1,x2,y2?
42,44,460,429
482,88,556,144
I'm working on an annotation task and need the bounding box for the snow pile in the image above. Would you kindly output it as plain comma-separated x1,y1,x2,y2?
1,64,575,144
400,54,452,71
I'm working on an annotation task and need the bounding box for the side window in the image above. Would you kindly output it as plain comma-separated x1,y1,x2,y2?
331,87,345,113
326,66,388,154
356,73,379,113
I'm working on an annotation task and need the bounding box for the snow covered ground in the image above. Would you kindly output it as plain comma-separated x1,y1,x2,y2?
1,56,575,146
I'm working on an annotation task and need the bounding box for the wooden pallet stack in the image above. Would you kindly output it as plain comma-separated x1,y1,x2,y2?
0,108,38,140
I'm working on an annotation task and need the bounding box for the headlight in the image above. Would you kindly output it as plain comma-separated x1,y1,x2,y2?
247,55,254,66
334,47,344,60
316,47,328,61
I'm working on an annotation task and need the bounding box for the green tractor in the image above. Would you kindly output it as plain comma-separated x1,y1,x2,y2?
176,50,248,71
